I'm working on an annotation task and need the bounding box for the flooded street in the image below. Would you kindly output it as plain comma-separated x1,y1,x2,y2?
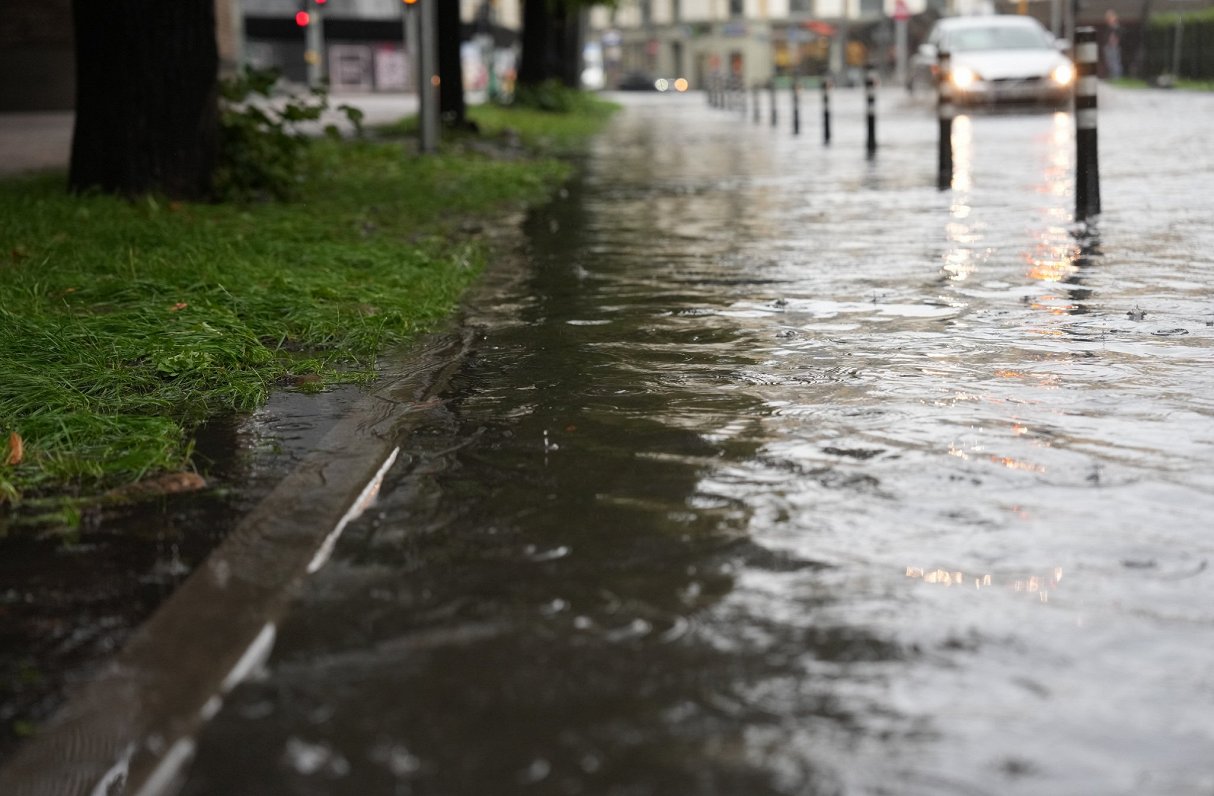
181,88,1214,795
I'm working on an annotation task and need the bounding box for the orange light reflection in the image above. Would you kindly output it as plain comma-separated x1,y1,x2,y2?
906,566,1063,603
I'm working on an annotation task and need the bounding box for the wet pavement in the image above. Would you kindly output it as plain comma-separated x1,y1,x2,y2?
14,86,1214,795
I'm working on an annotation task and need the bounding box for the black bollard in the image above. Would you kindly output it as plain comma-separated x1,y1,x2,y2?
753,85,761,124
1074,27,1101,220
822,77,832,145
937,51,954,190
769,81,778,127
792,79,801,136
865,63,877,156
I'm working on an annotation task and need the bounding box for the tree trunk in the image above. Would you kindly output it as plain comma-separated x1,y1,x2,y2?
437,0,468,127
519,0,583,89
556,6,583,88
518,0,554,88
69,0,219,200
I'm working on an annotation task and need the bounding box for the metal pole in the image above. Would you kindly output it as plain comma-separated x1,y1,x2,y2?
864,62,877,156
417,0,439,153
753,85,761,123
937,51,954,190
305,5,324,88
770,80,778,127
1074,27,1101,220
822,76,832,145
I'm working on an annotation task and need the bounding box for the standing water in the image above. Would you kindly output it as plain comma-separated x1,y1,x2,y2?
180,90,1214,795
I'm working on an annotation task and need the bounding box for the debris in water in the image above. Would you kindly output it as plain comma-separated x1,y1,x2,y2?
370,741,421,777
1126,306,1147,321
283,737,350,777
104,471,206,502
524,544,570,562
518,758,551,784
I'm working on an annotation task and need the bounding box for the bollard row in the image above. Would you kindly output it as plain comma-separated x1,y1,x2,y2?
704,72,886,157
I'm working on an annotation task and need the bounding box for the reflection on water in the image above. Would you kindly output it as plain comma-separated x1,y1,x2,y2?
180,92,1214,795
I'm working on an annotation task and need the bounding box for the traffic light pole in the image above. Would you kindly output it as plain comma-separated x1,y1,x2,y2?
305,5,324,87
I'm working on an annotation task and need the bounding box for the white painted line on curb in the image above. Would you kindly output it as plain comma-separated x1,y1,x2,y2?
307,446,401,574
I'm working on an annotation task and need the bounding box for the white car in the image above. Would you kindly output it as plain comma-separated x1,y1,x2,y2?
911,15,1075,106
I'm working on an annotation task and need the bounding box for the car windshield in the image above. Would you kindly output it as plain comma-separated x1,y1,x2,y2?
946,25,1050,52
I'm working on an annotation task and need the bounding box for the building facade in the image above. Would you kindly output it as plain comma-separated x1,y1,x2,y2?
589,0,938,88
238,0,521,92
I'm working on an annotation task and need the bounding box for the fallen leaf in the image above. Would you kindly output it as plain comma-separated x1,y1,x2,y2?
170,302,189,312
106,471,206,502
5,432,23,466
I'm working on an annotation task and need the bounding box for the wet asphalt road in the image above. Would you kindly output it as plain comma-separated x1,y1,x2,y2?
176,87,1214,795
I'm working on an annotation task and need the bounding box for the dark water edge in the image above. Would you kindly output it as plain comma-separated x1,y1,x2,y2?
0,385,366,763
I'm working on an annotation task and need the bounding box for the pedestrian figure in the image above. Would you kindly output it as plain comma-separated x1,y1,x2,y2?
1104,10,1123,79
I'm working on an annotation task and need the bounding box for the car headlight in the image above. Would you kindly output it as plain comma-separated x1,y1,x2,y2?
655,78,670,92
1050,62,1075,86
951,65,979,90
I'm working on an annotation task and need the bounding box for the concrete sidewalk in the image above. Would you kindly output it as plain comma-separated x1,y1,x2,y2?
0,92,426,178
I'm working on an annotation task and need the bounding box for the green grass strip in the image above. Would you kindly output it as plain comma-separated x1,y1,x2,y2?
1,98,616,505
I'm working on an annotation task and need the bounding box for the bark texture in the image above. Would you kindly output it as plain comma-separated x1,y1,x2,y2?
518,0,582,88
69,0,219,199
437,0,467,126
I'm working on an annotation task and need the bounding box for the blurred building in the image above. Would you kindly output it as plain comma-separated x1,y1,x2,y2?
589,0,1214,88
0,0,520,111
237,0,520,93
590,0,935,88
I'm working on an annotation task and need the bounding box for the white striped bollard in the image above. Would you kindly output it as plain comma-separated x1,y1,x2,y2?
822,77,832,145
937,50,954,190
792,79,801,136
865,62,877,156
1074,27,1101,220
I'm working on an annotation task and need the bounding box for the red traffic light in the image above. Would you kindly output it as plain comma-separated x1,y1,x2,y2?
295,10,310,25
315,0,327,4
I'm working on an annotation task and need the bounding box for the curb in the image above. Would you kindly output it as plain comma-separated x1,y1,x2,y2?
0,327,474,796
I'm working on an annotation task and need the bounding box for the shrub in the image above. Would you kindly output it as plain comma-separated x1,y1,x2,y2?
215,68,364,201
